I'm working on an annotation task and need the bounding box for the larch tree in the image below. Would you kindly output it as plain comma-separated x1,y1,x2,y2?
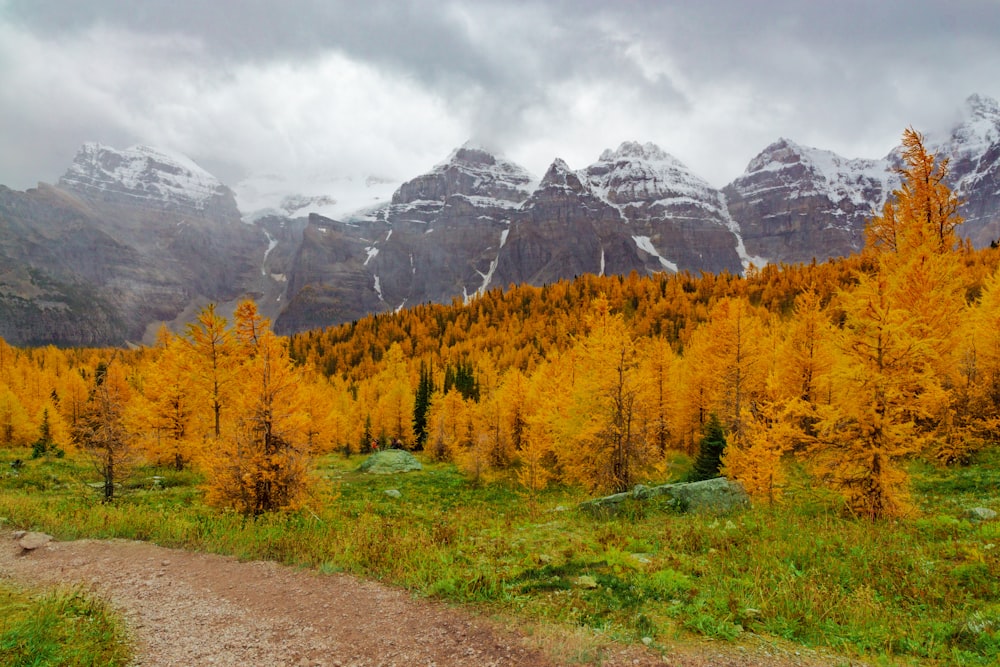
0,384,33,447
140,328,197,470
557,297,651,493
813,129,962,519
73,360,136,502
203,312,315,516
637,336,676,455
185,304,237,440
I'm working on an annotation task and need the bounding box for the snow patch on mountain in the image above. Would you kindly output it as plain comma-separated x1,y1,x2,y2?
718,192,769,270
632,235,679,272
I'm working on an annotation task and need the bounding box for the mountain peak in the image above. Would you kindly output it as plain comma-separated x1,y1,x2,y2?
538,158,585,192
939,94,1000,160
599,141,675,164
965,93,1000,121
60,142,231,213
391,145,535,206
586,141,715,209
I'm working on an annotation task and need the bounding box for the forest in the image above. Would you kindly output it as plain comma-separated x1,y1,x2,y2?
4,129,1000,664
2,130,998,521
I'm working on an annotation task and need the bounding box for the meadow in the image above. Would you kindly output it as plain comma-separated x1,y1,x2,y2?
1,447,999,666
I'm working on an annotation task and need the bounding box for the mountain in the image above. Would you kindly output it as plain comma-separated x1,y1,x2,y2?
1,144,265,345
275,144,538,332
725,94,1000,263
4,95,1000,346
927,93,1000,247
274,142,747,333
724,139,897,263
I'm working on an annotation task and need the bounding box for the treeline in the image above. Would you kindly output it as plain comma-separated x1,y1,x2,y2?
2,129,1000,518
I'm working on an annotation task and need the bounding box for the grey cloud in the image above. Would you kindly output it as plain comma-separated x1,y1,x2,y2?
2,0,1000,191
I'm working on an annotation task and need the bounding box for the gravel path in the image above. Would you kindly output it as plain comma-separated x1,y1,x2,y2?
0,532,861,666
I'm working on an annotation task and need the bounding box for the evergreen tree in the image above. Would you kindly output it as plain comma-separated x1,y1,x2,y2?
412,361,434,449
687,413,726,481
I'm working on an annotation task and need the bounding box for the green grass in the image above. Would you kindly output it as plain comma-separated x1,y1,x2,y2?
0,582,132,667
2,446,1000,665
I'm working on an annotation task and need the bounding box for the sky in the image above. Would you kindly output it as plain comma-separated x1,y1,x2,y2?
2,0,1000,197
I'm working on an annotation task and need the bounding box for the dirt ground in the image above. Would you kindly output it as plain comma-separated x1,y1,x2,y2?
0,532,863,666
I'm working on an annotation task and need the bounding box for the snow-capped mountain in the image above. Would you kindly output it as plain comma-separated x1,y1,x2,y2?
5,94,1000,346
925,94,1000,246
724,94,1000,263
59,142,239,220
279,142,748,333
724,138,897,263
584,141,719,210
582,141,752,271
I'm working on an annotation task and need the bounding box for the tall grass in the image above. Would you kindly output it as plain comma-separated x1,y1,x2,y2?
2,448,999,665
0,582,132,667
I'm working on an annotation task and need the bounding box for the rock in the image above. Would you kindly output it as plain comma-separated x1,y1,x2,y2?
575,575,599,589
966,507,997,521
18,531,52,551
579,477,750,516
357,450,423,475
384,489,402,499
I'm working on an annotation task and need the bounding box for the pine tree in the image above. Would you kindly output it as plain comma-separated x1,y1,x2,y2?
412,361,434,449
687,413,726,481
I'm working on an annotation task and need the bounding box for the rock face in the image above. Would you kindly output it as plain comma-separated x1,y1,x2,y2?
724,139,897,264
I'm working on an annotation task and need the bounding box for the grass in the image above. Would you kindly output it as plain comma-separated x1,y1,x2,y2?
0,582,132,667
2,447,1000,665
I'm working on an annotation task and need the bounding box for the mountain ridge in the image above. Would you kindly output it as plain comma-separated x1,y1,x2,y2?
2,94,1000,345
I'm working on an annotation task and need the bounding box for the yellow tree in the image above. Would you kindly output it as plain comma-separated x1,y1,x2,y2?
203,319,315,516
682,296,767,477
185,304,237,440
813,272,945,518
425,389,467,462
805,128,964,518
556,297,651,493
139,328,198,469
721,402,796,503
374,344,415,447
952,267,1000,457
73,359,137,502
0,384,33,448
637,336,676,454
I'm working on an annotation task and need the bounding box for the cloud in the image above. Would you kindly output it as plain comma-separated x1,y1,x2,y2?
2,0,1000,192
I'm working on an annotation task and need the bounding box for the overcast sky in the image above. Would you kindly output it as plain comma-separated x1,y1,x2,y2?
2,0,1000,194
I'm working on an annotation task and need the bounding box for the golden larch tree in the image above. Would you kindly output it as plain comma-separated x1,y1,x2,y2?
203,304,315,515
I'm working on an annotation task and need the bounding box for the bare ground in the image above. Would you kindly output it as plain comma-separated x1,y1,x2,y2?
0,533,864,666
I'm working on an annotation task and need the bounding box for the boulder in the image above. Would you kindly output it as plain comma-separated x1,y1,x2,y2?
357,450,423,475
579,477,749,516
966,507,997,522
17,531,52,551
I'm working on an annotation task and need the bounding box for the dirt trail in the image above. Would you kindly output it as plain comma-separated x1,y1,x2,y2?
0,533,854,666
